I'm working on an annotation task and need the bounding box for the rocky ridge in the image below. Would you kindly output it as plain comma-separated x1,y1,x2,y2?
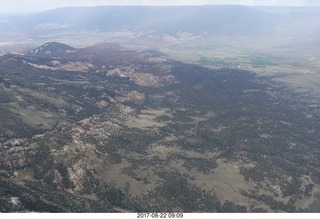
0,42,320,212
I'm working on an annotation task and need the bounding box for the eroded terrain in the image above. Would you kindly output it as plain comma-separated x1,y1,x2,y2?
0,43,319,212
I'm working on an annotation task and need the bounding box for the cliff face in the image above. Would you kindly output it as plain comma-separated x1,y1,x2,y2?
0,127,114,212
0,176,114,212
0,140,35,170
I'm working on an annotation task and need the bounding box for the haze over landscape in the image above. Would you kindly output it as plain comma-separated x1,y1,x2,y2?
2,0,320,13
0,0,320,213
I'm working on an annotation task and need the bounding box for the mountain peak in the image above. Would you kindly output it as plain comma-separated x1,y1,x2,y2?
27,42,76,58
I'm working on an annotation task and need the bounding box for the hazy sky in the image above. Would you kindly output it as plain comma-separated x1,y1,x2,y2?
1,0,320,13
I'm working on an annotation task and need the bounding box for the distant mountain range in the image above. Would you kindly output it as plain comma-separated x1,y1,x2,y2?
1,5,320,62
2,5,320,37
